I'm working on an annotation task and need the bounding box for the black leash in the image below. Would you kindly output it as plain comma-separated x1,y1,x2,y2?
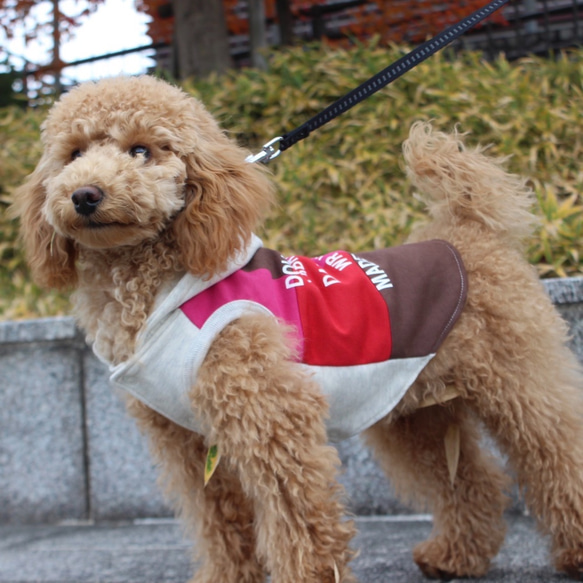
247,0,512,164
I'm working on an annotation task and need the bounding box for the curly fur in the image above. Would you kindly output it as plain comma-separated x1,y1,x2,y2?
13,75,583,582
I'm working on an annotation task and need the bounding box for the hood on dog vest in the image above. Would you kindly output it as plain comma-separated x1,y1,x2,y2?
104,235,467,442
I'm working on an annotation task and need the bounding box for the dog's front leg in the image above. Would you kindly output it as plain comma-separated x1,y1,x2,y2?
127,399,265,583
191,314,357,583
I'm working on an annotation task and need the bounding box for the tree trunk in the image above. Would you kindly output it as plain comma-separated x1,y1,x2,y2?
52,0,62,95
275,0,294,45
171,0,232,79
248,0,267,70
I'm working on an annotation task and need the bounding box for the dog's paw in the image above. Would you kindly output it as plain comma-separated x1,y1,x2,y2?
555,548,583,580
413,537,490,580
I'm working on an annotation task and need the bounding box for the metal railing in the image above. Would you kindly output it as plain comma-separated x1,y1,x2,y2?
457,0,583,58
6,0,583,105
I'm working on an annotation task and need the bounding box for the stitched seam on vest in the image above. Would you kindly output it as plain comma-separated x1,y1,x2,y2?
433,241,467,351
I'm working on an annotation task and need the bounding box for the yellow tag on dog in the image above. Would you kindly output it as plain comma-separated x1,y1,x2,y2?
444,424,461,487
333,561,340,583
204,444,220,486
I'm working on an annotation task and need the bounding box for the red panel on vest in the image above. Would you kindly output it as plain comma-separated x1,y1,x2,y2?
292,251,392,366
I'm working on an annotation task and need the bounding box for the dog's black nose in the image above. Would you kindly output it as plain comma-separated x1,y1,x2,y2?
72,186,104,216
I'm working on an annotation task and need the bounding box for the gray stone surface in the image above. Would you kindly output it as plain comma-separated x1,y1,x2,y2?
337,436,410,516
83,352,170,521
557,303,583,356
2,277,583,525
0,515,562,582
543,276,583,304
0,316,77,344
543,278,583,360
0,337,87,524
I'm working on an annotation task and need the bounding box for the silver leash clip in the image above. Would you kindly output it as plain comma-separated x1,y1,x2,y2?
245,136,283,164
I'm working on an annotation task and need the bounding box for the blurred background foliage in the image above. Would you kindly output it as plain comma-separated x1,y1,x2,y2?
2,42,583,319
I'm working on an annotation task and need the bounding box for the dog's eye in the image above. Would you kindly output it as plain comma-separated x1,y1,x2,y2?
71,149,82,161
130,145,151,159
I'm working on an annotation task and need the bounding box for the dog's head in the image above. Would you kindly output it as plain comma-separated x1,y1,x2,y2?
14,75,274,289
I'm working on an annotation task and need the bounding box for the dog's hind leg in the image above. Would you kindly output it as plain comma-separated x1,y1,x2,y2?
466,347,583,580
127,400,266,583
191,314,357,583
364,402,509,579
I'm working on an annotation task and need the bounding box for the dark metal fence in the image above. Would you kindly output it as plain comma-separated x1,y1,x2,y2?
459,0,582,59
8,0,583,104
213,0,583,67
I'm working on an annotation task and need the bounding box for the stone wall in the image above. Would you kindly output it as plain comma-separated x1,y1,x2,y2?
2,277,583,524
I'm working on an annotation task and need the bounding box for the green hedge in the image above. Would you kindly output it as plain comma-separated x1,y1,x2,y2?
2,42,583,319
0,106,72,319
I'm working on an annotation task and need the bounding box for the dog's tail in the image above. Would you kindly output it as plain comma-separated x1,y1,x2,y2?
403,122,537,244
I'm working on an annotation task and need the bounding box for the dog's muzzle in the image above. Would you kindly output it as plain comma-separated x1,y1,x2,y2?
72,185,104,216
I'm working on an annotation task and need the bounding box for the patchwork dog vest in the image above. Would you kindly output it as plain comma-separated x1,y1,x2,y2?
106,235,467,442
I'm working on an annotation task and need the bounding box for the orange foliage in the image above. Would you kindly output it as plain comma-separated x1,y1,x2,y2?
139,0,508,47
341,1,507,44
136,0,174,44
0,0,105,42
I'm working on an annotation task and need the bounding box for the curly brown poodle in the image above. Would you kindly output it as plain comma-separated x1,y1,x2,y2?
13,75,583,582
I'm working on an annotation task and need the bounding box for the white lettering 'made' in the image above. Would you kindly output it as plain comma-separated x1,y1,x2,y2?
352,254,394,291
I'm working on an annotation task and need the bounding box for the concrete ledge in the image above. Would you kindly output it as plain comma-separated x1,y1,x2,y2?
0,319,87,524
0,316,79,344
83,354,170,522
1,278,583,524
542,276,583,304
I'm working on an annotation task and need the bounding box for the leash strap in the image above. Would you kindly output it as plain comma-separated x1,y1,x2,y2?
247,0,511,164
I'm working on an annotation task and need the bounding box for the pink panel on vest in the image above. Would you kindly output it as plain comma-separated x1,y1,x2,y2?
180,268,305,358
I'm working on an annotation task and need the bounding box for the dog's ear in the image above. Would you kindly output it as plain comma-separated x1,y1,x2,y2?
173,136,274,278
12,155,78,290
